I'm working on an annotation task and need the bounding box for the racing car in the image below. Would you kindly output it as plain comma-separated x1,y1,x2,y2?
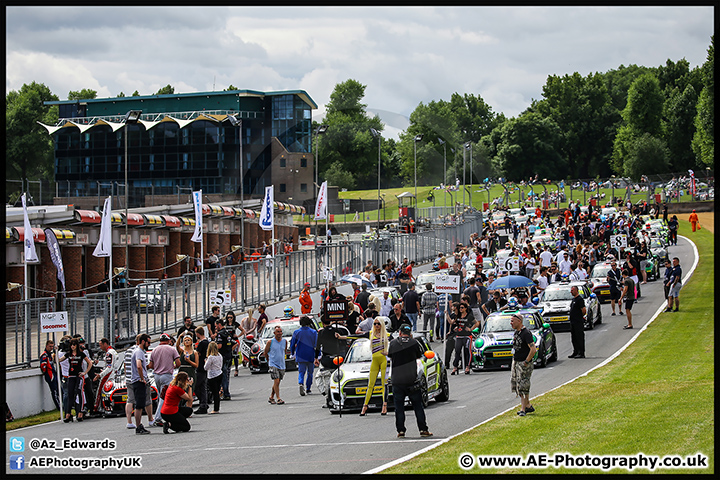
327,334,449,413
241,311,320,373
537,280,601,331
588,262,614,303
470,307,558,370
99,349,159,417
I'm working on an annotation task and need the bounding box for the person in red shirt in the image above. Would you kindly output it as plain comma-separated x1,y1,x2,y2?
299,283,313,314
405,261,416,282
160,371,193,434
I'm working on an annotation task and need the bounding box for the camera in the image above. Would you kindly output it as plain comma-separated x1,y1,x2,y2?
58,338,71,353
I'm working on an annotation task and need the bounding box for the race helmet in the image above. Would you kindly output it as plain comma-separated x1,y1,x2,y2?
532,296,539,306
561,272,570,281
507,296,518,308
283,306,294,317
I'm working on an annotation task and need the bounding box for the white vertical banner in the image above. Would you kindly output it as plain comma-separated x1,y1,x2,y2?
190,190,203,243
314,181,328,220
260,186,274,231
93,197,113,257
22,193,39,263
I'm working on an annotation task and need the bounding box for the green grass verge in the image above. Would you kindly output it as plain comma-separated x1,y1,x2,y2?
5,409,62,431
382,220,714,474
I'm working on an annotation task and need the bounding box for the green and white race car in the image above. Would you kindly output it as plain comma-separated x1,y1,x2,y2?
327,334,449,413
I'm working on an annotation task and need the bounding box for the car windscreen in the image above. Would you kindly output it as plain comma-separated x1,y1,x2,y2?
344,339,373,363
542,288,575,301
260,321,301,339
416,274,436,285
484,314,537,333
591,265,611,278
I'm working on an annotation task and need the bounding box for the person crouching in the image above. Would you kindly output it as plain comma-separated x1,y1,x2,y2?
160,371,194,434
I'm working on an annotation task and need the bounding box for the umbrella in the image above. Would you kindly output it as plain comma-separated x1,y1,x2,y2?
487,274,535,290
339,274,373,288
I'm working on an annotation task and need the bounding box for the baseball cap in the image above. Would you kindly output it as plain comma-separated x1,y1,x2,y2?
160,333,172,342
304,282,310,287
400,324,412,334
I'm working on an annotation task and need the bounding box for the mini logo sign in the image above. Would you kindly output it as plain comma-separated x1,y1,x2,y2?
76,233,89,245
324,299,348,322
157,235,168,245
140,235,150,245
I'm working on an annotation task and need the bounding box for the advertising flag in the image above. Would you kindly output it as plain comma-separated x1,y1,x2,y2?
92,196,113,257
260,186,274,231
314,181,328,220
44,228,67,296
22,193,39,263
190,190,203,242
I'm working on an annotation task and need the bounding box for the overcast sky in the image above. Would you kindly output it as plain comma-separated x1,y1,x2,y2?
6,6,714,139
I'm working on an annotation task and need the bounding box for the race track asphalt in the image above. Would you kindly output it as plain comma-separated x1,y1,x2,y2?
5,235,696,474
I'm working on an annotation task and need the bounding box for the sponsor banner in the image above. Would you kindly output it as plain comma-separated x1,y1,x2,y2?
260,186,274,231
40,311,68,333
434,274,461,293
44,228,67,296
324,299,348,322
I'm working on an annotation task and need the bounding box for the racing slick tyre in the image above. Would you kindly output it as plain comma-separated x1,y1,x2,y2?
586,311,594,330
538,340,548,368
596,306,602,325
436,371,450,402
420,377,429,408
549,337,558,363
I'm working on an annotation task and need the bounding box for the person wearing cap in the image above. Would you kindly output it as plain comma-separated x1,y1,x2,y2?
388,324,432,438
688,209,699,232
607,261,624,316
299,283,313,314
510,313,536,416
148,333,181,427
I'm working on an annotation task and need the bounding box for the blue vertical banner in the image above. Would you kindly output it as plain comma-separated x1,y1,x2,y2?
44,228,67,296
260,186,274,231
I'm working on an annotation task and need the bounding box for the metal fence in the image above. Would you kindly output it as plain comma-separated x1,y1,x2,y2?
6,213,484,370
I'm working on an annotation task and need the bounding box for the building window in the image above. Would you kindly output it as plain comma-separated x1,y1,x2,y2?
300,183,307,193
280,184,286,193
280,158,286,168
301,158,307,167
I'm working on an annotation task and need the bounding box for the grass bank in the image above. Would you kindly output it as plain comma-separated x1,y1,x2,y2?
382,220,714,474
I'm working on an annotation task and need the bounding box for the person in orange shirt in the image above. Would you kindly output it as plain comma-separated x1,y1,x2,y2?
299,282,313,314
688,209,699,232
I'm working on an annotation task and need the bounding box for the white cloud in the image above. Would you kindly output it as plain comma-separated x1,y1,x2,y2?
5,5,714,133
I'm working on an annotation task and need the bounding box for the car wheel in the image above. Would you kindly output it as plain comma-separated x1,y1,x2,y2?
549,337,558,362
436,371,450,402
420,377,429,408
596,306,602,325
538,340,548,368
586,312,594,330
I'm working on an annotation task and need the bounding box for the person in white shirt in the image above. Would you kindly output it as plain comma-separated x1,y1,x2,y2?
536,267,549,292
378,290,393,317
558,253,573,275
555,246,569,265
539,246,553,268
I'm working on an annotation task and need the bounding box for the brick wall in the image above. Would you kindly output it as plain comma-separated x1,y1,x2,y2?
167,232,182,278
128,246,146,284
85,249,106,293
63,246,83,297
147,246,165,280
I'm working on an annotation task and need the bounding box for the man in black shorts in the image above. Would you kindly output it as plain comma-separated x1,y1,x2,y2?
510,313,537,416
620,269,635,329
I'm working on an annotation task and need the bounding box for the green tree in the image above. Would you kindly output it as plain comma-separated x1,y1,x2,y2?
117,92,126,98
155,84,174,95
491,112,565,182
692,36,714,167
131,90,140,96
533,72,618,178
611,73,666,174
663,84,698,171
225,85,238,91
623,133,670,180
319,79,384,190
67,88,97,100
5,82,59,200
324,161,356,190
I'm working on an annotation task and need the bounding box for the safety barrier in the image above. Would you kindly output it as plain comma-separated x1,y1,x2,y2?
5,213,483,370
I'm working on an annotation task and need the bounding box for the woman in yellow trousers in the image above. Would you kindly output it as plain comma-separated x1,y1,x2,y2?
360,318,389,416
